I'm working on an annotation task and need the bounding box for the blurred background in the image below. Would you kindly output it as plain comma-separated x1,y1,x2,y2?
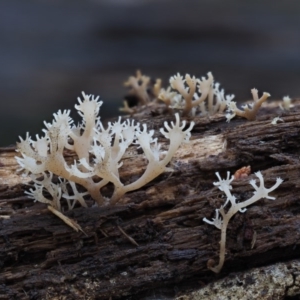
1,0,300,146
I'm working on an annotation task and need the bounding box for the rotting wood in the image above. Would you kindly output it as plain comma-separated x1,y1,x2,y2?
176,259,300,299
0,100,300,299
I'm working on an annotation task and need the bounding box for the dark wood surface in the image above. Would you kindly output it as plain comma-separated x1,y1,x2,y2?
0,101,299,299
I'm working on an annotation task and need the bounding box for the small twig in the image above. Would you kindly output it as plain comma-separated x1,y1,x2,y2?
117,225,139,247
251,231,257,249
47,206,87,236
99,228,108,237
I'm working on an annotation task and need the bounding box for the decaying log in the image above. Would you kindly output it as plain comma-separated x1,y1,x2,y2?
0,100,300,299
177,259,300,299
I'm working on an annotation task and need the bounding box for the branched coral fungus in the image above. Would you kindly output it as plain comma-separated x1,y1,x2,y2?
226,88,270,121
122,70,271,122
120,70,162,113
159,72,234,117
16,92,194,210
203,171,283,273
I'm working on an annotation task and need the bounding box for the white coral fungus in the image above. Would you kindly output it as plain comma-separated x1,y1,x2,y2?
159,72,234,117
16,92,194,210
203,171,283,273
225,88,270,122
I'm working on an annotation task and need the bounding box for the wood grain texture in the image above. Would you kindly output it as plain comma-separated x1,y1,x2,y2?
0,101,299,299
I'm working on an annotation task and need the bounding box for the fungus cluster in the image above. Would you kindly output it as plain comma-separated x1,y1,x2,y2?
159,72,234,117
122,70,271,121
203,171,283,273
16,92,194,211
15,70,286,273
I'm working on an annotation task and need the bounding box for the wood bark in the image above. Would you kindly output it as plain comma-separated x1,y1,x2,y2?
0,101,300,299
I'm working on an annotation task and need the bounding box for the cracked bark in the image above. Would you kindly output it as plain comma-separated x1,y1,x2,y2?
0,100,300,299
